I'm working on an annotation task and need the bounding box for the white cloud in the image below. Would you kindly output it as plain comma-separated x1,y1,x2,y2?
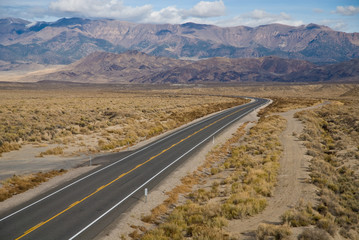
185,0,226,18
320,19,347,31
217,9,303,27
49,0,227,24
49,0,152,21
144,1,226,24
334,5,359,16
145,6,183,24
48,1,309,28
49,0,226,23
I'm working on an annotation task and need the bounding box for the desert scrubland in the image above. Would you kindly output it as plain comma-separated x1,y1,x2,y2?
105,83,358,240
288,99,359,239
1,83,358,240
0,84,246,200
0,85,247,157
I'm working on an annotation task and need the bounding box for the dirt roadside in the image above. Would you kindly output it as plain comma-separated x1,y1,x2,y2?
227,104,325,239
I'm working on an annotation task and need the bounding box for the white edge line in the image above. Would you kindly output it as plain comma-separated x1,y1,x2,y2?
68,100,266,240
0,99,257,222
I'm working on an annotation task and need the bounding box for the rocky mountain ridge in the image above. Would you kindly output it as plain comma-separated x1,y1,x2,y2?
39,51,188,83
31,51,359,84
1,17,359,66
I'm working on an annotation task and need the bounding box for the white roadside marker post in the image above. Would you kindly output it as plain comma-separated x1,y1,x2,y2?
89,156,92,166
145,188,148,203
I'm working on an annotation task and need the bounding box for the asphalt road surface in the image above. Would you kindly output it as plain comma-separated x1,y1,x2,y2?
0,97,268,240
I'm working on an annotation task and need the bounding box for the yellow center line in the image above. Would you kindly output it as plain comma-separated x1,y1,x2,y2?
15,104,252,240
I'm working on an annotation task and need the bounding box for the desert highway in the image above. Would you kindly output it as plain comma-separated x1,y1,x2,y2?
0,97,268,240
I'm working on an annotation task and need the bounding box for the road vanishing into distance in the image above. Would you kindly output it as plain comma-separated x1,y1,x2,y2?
0,97,268,240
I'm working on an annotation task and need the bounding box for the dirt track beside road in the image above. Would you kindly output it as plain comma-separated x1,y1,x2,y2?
227,104,323,239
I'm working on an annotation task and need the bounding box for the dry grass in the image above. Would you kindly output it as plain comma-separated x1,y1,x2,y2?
140,109,287,239
141,124,248,224
0,87,247,156
288,98,359,238
136,85,358,239
258,97,321,116
298,228,331,240
165,83,356,99
256,223,292,240
1,83,355,157
0,169,67,202
2,83,358,239
37,146,64,157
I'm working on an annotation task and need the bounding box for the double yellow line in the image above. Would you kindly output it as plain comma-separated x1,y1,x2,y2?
15,103,253,240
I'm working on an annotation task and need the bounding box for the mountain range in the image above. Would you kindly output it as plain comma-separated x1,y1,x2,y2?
1,17,359,67
29,51,359,84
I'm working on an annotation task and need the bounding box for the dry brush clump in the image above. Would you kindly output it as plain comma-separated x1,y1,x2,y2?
139,113,287,239
255,223,292,240
140,124,248,226
258,97,321,117
164,84,355,99
0,169,67,202
37,146,64,157
0,88,247,156
298,228,331,240
289,100,359,239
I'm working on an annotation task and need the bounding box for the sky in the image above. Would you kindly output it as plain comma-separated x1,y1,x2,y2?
0,0,359,33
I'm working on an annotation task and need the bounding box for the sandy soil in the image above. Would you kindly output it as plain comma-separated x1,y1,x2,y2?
226,104,325,239
0,66,64,82
94,101,271,240
0,144,93,181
